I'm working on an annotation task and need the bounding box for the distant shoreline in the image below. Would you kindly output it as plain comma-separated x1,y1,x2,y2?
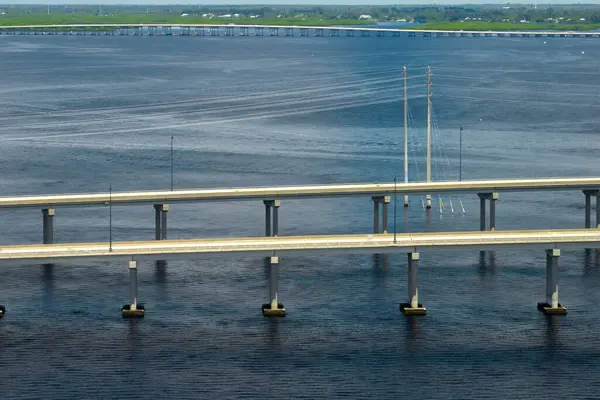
0,15,372,28
410,21,600,32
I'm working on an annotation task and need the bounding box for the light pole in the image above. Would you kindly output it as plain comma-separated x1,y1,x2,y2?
170,135,174,191
459,125,463,182
393,175,397,243
109,182,112,252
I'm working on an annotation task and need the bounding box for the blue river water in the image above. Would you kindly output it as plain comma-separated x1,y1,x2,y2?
0,34,600,399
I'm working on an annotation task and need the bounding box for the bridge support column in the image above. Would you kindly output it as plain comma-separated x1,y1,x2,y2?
584,191,591,229
262,256,285,317
537,249,566,315
479,195,486,231
122,260,144,318
583,190,598,229
263,200,280,237
400,253,426,315
373,197,380,233
371,196,389,233
153,204,169,240
477,193,499,231
42,208,55,244
161,204,168,240
381,196,389,234
489,193,497,231
597,193,600,229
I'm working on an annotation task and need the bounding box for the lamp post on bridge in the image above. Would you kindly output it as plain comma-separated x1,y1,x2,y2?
459,125,463,182
109,182,112,252
393,175,397,243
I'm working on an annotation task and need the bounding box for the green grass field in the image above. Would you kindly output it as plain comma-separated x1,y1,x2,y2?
0,13,371,27
413,21,600,31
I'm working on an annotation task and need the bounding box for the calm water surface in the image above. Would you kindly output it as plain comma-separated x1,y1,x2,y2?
0,35,600,399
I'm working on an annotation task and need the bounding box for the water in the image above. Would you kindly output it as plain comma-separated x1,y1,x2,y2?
0,35,599,399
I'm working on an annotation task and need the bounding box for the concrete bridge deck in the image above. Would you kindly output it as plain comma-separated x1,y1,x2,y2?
1,228,598,264
1,177,599,209
0,24,598,38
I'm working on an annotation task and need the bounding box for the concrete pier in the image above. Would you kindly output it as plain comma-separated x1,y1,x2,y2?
161,205,168,240
153,204,168,240
584,191,592,229
583,190,599,229
371,196,390,234
262,256,285,317
597,193,600,229
537,249,567,315
263,200,280,237
42,208,55,244
122,260,144,318
477,192,499,231
373,198,379,233
399,252,426,315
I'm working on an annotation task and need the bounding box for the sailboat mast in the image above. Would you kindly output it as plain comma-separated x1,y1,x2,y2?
426,66,432,209
403,66,409,207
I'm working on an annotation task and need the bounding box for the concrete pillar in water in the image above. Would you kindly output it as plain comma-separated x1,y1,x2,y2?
399,252,426,315
262,256,286,317
537,249,566,315
272,200,280,237
478,193,486,231
372,197,380,234
584,191,592,229
381,196,390,234
153,204,163,240
596,194,600,229
263,200,272,237
42,208,55,244
161,204,169,240
489,192,498,231
122,260,144,318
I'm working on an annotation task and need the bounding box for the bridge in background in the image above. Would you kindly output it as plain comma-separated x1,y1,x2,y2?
0,177,598,246
0,24,598,38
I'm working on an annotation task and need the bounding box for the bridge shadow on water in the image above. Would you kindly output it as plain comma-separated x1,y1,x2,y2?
154,260,167,283
371,254,388,278
477,251,497,278
583,249,600,276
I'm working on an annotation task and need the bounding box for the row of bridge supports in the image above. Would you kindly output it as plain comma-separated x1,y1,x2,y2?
35,189,600,246
1,190,597,321
35,189,600,245
112,247,567,319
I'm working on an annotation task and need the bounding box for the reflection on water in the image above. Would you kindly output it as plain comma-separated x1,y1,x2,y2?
371,253,388,278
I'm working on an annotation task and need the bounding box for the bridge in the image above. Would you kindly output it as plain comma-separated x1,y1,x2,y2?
0,229,597,319
0,177,599,245
0,24,598,38
0,177,599,319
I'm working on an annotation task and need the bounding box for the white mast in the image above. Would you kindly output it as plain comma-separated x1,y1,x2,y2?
426,66,432,209
403,66,409,207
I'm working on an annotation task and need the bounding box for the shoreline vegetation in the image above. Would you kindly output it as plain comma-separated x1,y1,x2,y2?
0,14,372,27
2,4,600,31
408,21,600,31
2,17,599,32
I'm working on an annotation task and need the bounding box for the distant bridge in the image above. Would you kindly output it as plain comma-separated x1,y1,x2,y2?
0,24,598,38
